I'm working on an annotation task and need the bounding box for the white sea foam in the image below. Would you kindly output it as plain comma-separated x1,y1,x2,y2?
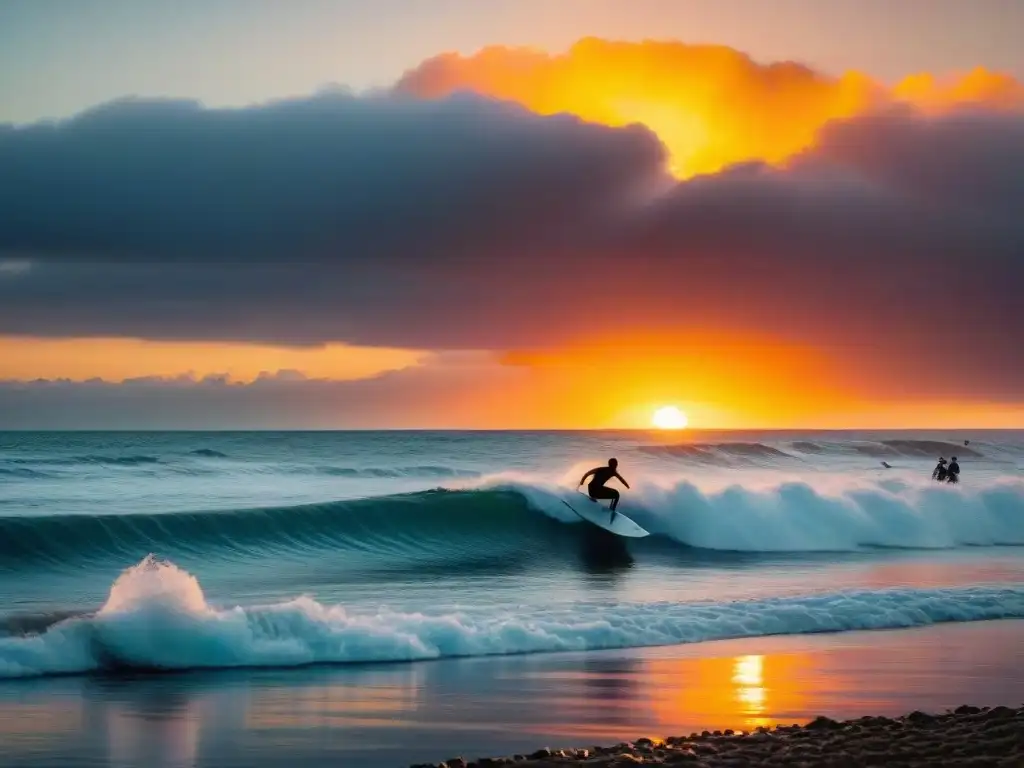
482,472,1024,552
2,556,1022,679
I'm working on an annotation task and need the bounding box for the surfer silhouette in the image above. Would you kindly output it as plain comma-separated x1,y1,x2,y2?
579,458,630,520
932,457,948,481
946,456,960,484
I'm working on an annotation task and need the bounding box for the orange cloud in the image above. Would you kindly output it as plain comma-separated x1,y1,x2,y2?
398,38,1024,177
0,336,424,383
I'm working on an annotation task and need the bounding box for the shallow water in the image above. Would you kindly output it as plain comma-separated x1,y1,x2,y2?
1,621,1022,767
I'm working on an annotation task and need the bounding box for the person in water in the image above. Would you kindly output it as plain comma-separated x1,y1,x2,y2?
946,456,961,484
932,457,948,482
579,458,630,518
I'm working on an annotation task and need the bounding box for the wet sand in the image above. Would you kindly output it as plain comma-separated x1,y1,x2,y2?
416,705,1024,767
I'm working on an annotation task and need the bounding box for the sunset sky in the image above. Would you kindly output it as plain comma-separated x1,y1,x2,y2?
1,0,1022,429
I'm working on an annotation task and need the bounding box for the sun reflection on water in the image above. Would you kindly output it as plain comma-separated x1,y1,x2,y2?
732,654,771,728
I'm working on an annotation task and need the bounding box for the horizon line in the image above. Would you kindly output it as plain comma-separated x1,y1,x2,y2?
0,427,1008,434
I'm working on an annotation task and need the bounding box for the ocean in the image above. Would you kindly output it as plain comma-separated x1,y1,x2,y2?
1,430,1023,766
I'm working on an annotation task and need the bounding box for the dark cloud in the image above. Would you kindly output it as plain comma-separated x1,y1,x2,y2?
0,356,538,429
1,93,1022,398
0,92,662,261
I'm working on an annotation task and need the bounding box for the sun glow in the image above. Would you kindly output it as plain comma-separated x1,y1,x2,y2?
652,405,688,430
400,39,1024,178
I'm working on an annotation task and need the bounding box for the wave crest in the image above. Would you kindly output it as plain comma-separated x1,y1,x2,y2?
2,556,1022,679
4,476,1024,571
621,478,1024,552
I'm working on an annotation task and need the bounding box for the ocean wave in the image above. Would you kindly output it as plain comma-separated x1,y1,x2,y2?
0,451,477,482
0,466,56,479
2,556,1022,679
1,454,161,467
310,465,480,479
640,442,795,465
3,476,1024,572
640,438,990,465
189,449,228,458
0,489,565,570
789,441,847,455
790,439,983,459
856,440,981,458
61,454,162,465
605,477,1024,552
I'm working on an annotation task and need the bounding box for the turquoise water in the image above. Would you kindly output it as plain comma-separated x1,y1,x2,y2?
2,430,1024,679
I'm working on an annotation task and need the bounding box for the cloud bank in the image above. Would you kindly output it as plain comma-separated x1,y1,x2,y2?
0,356,558,430
1,40,1023,406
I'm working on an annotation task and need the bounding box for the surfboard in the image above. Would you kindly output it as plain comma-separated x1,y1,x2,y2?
560,496,650,538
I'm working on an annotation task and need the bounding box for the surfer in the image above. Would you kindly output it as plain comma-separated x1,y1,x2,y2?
578,458,630,518
946,456,960,484
932,457,948,482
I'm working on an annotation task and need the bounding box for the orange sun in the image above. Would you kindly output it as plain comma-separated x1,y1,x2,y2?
652,406,688,429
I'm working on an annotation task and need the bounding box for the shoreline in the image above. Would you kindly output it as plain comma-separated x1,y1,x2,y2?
3,620,1024,767
412,705,1024,767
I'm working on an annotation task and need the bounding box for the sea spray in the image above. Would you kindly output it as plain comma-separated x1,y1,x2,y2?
488,475,1024,551
624,477,1024,551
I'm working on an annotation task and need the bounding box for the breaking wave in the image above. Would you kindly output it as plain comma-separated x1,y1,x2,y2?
2,556,1022,679
3,475,1024,573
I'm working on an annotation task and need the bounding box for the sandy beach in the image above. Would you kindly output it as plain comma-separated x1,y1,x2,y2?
414,705,1024,767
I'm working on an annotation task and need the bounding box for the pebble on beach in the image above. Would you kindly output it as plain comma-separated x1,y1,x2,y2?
410,705,1024,767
